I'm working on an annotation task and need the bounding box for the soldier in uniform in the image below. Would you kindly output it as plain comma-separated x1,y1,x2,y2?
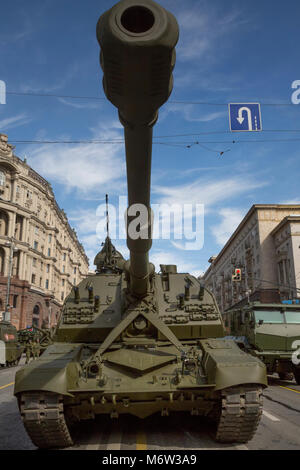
32,339,40,360
25,340,32,364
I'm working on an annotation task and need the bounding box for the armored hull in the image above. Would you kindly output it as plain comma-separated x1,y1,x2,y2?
15,270,266,447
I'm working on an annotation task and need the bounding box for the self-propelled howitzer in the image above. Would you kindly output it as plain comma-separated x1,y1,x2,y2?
14,0,267,449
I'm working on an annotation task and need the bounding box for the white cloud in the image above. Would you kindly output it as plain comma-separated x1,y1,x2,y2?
0,19,33,45
154,175,265,209
26,121,125,195
57,98,100,110
0,113,31,131
280,199,300,205
160,103,225,123
20,62,82,94
68,208,102,234
211,207,246,246
176,6,243,62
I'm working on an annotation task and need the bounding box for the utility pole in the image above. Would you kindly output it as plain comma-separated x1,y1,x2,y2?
4,238,18,322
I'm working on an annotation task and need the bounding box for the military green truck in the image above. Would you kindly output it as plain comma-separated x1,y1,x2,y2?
0,321,23,367
224,301,300,384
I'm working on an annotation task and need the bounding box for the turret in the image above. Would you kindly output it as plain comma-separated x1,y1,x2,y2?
96,0,179,297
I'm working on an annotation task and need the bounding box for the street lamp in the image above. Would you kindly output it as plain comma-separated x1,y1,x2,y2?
4,238,18,322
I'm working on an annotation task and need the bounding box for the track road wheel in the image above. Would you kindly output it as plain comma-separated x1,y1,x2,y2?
213,385,263,443
19,392,73,449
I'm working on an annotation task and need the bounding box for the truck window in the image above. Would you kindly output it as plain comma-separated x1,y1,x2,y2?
254,310,284,323
285,310,300,323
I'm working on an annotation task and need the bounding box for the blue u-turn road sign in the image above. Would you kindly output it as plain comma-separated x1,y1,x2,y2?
228,103,262,132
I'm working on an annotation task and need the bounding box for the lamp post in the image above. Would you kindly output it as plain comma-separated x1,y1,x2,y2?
4,238,18,322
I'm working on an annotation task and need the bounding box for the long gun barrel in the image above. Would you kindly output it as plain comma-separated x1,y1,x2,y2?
97,0,179,297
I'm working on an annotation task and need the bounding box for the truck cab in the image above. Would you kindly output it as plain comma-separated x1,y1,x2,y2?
225,302,300,382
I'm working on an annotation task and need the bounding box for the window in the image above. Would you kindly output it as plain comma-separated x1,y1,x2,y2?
31,274,36,284
73,278,76,285
62,279,65,287
33,241,38,250
63,253,66,261
46,264,50,273
49,234,52,243
74,267,76,274
32,258,37,267
285,311,300,324
35,226,39,235
254,310,284,324
0,171,5,186
61,292,64,301
45,279,49,289
27,190,32,199
16,185,20,194
48,248,51,257
40,277,42,287
62,265,65,273
13,295,18,308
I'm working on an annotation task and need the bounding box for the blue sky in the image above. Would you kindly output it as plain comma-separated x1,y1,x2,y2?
1,0,300,275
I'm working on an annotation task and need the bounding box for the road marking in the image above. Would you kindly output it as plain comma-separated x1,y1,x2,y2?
263,410,280,422
279,385,300,395
136,431,147,450
0,381,14,390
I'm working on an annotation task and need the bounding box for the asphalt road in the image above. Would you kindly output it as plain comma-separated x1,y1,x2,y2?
1,357,300,451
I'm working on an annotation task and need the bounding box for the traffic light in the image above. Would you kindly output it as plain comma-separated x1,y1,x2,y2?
232,268,242,281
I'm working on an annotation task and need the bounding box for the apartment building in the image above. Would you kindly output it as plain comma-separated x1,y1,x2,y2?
0,133,89,329
202,204,300,313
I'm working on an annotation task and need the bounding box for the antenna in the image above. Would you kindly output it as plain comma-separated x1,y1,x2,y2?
105,194,109,238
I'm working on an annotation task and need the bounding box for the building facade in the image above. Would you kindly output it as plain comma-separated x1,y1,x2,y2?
0,133,89,329
202,205,300,314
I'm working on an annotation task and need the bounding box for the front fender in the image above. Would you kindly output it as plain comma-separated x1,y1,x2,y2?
200,338,267,391
14,343,82,397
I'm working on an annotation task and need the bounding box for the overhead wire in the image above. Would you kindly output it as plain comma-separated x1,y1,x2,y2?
8,137,300,144
5,90,300,156
5,90,299,107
